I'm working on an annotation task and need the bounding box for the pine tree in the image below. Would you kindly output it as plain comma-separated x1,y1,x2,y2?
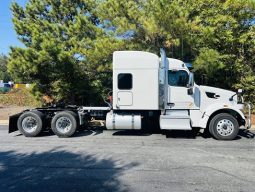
0,54,11,82
8,0,255,106
8,0,124,104
99,0,255,105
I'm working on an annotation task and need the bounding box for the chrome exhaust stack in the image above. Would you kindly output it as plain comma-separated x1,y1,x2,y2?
246,103,252,129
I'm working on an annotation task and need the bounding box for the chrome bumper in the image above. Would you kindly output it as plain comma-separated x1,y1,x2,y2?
246,103,252,129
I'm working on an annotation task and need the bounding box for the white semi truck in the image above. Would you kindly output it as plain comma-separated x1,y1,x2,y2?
9,49,252,140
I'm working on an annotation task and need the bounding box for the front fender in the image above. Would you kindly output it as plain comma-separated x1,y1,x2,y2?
199,103,245,128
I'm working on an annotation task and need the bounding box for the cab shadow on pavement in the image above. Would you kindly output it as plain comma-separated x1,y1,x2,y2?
0,149,139,192
237,129,255,139
163,129,255,140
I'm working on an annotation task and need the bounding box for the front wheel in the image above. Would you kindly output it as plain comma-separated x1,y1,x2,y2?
209,113,239,140
51,111,78,137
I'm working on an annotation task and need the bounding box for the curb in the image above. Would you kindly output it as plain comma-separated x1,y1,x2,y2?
248,126,255,130
0,120,9,126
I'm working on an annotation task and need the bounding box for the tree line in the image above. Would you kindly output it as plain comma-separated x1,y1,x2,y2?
6,0,255,106
0,55,11,82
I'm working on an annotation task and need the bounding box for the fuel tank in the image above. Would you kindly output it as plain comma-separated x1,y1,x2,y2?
106,112,141,130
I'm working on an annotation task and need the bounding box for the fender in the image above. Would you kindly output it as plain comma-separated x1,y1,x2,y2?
9,112,22,133
199,103,245,128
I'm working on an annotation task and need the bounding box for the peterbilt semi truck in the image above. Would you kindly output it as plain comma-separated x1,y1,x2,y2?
9,49,252,140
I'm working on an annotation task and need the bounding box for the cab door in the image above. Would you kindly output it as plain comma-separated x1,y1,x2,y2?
168,70,200,109
117,73,133,107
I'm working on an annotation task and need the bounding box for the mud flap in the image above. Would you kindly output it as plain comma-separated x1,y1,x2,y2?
9,113,22,133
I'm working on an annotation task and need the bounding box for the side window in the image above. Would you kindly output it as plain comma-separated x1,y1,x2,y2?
168,70,189,87
118,73,132,90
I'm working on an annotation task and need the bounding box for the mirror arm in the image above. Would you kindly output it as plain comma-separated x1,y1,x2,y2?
229,93,236,101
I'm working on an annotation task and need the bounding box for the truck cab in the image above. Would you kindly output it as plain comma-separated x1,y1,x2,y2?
107,49,251,140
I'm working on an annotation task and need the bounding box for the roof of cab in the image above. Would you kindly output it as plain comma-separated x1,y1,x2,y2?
167,58,188,70
113,51,159,69
113,51,188,71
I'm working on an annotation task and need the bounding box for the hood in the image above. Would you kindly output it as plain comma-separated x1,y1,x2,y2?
199,86,235,96
199,85,237,103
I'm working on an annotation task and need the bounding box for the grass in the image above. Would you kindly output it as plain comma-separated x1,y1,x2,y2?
0,88,41,107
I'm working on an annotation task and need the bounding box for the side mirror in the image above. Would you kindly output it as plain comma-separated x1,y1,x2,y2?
187,72,194,88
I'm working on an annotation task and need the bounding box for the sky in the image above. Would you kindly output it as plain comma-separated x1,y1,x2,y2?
0,0,28,55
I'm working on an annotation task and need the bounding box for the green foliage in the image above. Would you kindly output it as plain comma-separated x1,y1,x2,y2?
98,0,255,105
0,88,41,107
185,0,255,92
194,48,225,76
0,55,11,82
8,0,125,105
97,0,192,55
193,48,227,87
8,0,255,106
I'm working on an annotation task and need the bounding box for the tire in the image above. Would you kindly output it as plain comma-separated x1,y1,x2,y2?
51,111,78,137
209,113,239,140
17,111,44,137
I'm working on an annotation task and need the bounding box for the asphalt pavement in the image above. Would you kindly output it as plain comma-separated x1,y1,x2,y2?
0,125,255,192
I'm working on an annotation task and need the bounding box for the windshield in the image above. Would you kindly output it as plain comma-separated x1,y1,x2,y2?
168,70,189,87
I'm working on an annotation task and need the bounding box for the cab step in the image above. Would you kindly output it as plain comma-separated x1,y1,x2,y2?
160,110,191,130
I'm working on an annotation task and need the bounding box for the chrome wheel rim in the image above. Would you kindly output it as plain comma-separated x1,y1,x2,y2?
22,116,38,133
56,117,72,134
216,119,234,136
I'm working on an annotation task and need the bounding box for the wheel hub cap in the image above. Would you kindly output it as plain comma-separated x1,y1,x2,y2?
22,116,38,133
56,117,72,134
216,119,234,136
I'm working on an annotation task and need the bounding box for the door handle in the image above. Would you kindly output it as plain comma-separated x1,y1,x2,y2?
167,103,175,107
214,94,220,98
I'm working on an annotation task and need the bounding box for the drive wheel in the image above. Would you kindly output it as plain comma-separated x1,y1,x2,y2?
51,111,78,137
17,111,44,137
209,113,239,140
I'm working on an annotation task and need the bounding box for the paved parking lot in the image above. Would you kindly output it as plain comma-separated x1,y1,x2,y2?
0,125,254,192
